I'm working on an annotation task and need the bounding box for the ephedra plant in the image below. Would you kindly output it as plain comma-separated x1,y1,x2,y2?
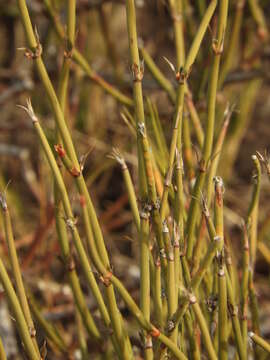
0,0,270,359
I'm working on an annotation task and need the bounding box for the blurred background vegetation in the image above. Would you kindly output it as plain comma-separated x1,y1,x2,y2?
0,1,270,358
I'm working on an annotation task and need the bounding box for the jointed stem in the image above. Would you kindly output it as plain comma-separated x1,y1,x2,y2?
186,0,228,260
0,259,39,360
0,200,39,354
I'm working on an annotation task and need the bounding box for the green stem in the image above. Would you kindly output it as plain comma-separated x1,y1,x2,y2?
213,177,227,360
247,155,261,267
111,149,140,232
161,0,217,221
140,213,152,358
43,0,133,107
28,293,68,354
0,199,39,354
225,269,246,360
140,47,175,104
169,0,185,70
0,259,39,360
0,337,6,360
206,108,231,206
186,0,228,259
248,0,269,40
191,299,217,360
153,257,163,329
54,145,132,358
240,225,249,359
219,1,245,87
249,332,270,354
218,265,227,360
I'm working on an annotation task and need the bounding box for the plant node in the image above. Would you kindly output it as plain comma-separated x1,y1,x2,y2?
162,220,169,234
0,192,7,211
18,27,42,60
228,303,238,317
100,271,113,287
131,61,144,82
137,122,146,137
150,326,160,338
167,320,175,332
65,217,77,231
108,148,127,170
189,293,197,304
176,67,190,84
144,335,153,349
54,144,66,158
29,326,36,338
17,98,38,123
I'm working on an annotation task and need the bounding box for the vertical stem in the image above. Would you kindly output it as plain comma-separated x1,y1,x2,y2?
67,0,76,50
125,2,155,357
54,3,113,346
218,265,227,360
169,0,185,70
186,0,228,259
213,177,227,360
163,223,177,343
153,256,164,329
240,225,249,359
140,213,153,357
0,337,6,360
191,298,217,360
247,155,261,268
0,259,39,360
219,1,245,88
225,269,246,360
0,198,39,354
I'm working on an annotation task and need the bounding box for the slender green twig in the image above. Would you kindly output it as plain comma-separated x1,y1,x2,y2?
240,223,250,359
219,1,245,88
153,256,164,329
190,297,217,360
247,155,261,267
161,0,217,220
248,271,263,359
204,201,245,359
206,104,233,206
0,194,39,354
43,0,133,107
140,47,176,104
54,145,133,358
139,210,153,358
226,266,246,360
28,293,68,354
213,177,228,360
162,221,177,343
19,101,103,339
248,0,269,40
18,3,132,356
22,99,189,359
169,0,185,70
0,337,6,360
0,259,39,360
218,263,227,360
108,148,140,232
169,231,222,331
186,0,228,259
249,332,270,354
125,2,158,357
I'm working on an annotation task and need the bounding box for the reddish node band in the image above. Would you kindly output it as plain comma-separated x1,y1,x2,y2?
54,144,66,158
79,195,86,207
70,167,80,177
150,327,160,338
